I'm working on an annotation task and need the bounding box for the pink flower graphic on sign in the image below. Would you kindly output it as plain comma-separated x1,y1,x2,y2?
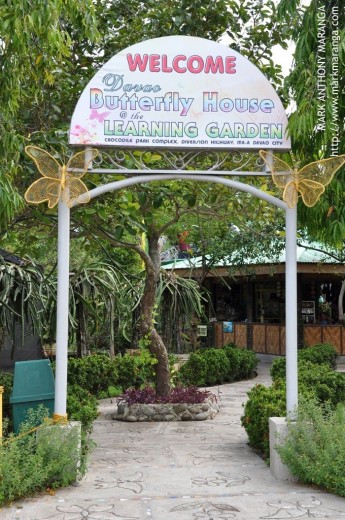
70,124,98,144
89,109,111,122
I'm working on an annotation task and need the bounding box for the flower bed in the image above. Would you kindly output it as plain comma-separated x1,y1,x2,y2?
114,386,220,422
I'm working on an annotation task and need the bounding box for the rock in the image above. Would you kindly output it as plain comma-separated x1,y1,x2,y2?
194,411,209,421
164,414,176,421
152,414,165,421
141,405,155,417
117,404,126,415
126,415,138,422
173,404,187,414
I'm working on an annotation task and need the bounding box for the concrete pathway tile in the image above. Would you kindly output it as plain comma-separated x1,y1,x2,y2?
152,492,345,520
1,496,145,520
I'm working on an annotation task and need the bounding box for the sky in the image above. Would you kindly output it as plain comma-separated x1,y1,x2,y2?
272,41,295,78
272,0,311,77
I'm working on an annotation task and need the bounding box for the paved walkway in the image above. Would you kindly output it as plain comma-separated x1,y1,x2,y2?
2,361,345,520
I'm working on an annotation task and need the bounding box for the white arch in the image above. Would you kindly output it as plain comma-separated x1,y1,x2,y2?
55,175,297,420
81,174,287,210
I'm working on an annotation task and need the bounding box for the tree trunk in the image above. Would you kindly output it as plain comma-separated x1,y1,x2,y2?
109,296,115,359
76,300,88,358
140,233,171,396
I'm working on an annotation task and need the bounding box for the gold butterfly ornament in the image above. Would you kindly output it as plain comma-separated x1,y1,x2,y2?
259,150,345,208
25,146,99,208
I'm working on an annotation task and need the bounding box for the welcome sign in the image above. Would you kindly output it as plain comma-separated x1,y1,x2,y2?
69,36,290,151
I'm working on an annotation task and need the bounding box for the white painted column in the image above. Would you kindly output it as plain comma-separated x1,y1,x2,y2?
54,200,70,418
285,205,298,416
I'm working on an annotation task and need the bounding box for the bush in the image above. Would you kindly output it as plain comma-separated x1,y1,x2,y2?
270,357,287,381
0,366,98,505
178,352,207,386
298,361,345,407
277,399,345,497
118,385,214,405
66,354,118,397
223,344,258,380
178,345,257,387
178,349,230,386
271,359,345,407
0,371,14,425
115,350,157,390
0,406,81,506
243,355,345,460
199,348,230,385
299,343,338,369
241,381,286,459
271,343,338,381
67,384,98,432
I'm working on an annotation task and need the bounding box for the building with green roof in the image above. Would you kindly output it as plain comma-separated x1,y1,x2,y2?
162,243,345,355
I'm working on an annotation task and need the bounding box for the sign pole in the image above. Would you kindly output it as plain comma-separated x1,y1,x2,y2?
285,204,298,416
54,200,70,421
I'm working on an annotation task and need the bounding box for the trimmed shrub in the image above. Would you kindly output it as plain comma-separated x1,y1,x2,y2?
222,344,241,380
271,343,338,381
241,381,286,459
223,344,258,380
270,357,287,381
66,354,118,397
298,361,345,407
277,399,345,497
199,348,231,385
243,354,345,460
178,352,207,386
115,351,157,390
178,345,257,387
299,343,337,369
66,350,159,395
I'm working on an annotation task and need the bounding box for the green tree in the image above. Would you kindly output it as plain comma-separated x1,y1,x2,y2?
44,260,137,358
0,254,54,349
1,0,294,395
163,183,286,287
78,180,237,394
278,0,345,245
0,0,100,230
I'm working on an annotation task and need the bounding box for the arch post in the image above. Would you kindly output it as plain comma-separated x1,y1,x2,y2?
54,200,70,420
285,205,298,416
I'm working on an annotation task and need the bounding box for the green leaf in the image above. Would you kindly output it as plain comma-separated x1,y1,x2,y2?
153,196,163,209
114,226,124,240
187,194,197,208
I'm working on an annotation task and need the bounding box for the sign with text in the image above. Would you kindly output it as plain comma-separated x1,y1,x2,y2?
69,36,290,151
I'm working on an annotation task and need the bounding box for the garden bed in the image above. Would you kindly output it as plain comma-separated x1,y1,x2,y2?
115,395,220,422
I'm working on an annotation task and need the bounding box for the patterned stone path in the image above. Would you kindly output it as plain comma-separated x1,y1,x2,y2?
2,361,345,519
